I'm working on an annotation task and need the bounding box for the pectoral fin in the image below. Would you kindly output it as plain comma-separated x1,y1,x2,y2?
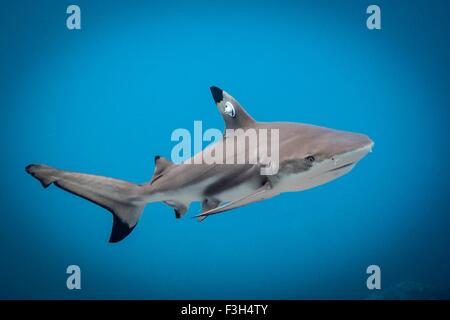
195,182,277,221
197,198,221,222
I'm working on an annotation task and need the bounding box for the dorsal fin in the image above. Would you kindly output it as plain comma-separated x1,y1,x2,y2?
150,155,173,184
210,86,256,130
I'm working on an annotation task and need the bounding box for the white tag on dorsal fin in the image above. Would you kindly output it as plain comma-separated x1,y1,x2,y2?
210,86,256,130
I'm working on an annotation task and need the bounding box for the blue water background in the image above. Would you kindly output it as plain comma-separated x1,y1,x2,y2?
0,0,449,299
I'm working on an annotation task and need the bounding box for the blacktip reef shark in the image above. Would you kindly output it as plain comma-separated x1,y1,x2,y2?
26,86,374,243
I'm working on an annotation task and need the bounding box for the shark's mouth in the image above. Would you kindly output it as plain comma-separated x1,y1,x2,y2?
326,161,355,172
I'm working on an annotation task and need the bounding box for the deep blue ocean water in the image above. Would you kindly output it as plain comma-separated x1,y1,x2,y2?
1,0,449,299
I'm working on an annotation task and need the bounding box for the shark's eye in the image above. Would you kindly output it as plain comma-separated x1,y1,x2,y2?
305,155,315,163
223,101,236,118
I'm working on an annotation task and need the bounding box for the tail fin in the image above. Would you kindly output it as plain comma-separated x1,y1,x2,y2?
26,164,145,243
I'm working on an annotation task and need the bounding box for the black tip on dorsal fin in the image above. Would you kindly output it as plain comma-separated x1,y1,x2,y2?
210,86,224,103
209,86,256,130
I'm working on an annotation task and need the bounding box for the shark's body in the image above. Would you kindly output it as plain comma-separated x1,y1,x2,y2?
26,87,374,242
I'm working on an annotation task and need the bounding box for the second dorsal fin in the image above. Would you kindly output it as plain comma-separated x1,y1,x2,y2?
150,155,173,184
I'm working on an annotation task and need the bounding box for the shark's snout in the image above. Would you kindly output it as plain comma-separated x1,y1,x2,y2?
330,133,373,171
335,132,374,156
355,134,375,151
210,86,224,103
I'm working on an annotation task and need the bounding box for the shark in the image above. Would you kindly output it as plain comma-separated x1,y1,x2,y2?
26,86,374,243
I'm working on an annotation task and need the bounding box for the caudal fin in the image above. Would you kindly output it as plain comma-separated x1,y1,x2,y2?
26,164,145,243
